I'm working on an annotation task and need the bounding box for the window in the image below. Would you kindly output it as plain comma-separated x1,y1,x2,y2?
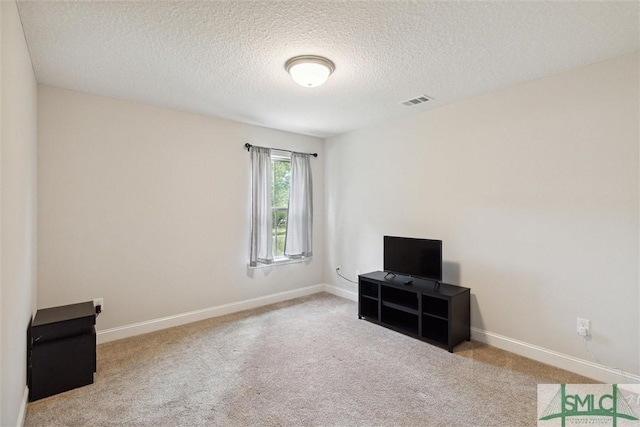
249,145,312,267
271,154,291,258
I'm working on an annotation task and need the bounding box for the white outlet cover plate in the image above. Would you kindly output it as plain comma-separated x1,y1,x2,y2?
577,317,590,332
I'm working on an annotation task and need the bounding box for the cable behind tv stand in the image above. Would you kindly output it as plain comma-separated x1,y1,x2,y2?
358,271,470,352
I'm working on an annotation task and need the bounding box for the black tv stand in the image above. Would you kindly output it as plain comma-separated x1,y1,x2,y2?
358,271,470,352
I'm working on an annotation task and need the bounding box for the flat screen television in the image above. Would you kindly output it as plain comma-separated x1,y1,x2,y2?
384,236,442,282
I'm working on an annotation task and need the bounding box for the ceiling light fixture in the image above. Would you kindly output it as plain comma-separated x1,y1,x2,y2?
285,55,335,88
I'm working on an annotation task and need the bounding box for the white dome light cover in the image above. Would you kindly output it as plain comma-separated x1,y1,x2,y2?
285,55,335,88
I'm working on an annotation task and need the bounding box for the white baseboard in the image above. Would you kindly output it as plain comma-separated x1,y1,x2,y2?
471,327,639,384
325,286,638,382
95,283,638,385
323,284,357,301
97,284,324,344
16,386,28,427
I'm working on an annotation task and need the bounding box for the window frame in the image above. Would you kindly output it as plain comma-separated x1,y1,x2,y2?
247,149,312,269
270,152,291,261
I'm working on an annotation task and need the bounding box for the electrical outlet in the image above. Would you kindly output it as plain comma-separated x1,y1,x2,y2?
577,317,590,336
94,298,104,311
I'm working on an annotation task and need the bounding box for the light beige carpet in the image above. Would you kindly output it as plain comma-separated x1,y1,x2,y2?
25,293,592,426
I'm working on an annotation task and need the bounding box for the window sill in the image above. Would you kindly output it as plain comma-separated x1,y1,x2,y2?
248,257,311,269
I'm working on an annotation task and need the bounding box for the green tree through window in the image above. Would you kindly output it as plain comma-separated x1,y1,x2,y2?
271,157,291,257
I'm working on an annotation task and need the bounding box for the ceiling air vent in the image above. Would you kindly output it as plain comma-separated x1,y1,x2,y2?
401,95,433,106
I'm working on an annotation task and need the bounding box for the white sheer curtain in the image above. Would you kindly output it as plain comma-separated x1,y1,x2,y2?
249,146,273,266
284,152,313,258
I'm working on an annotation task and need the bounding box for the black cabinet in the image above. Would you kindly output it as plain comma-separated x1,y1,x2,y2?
28,301,97,401
358,271,470,352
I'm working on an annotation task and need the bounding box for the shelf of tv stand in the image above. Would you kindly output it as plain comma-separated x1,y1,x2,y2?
422,311,448,321
381,301,419,315
358,271,470,352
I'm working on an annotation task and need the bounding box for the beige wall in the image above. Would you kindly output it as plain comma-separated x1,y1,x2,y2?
37,86,324,331
324,53,639,377
1,0,38,425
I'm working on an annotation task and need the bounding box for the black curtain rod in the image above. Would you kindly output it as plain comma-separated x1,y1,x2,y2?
244,143,318,158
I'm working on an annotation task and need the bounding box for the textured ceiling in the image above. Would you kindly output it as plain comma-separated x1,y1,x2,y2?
16,1,640,138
